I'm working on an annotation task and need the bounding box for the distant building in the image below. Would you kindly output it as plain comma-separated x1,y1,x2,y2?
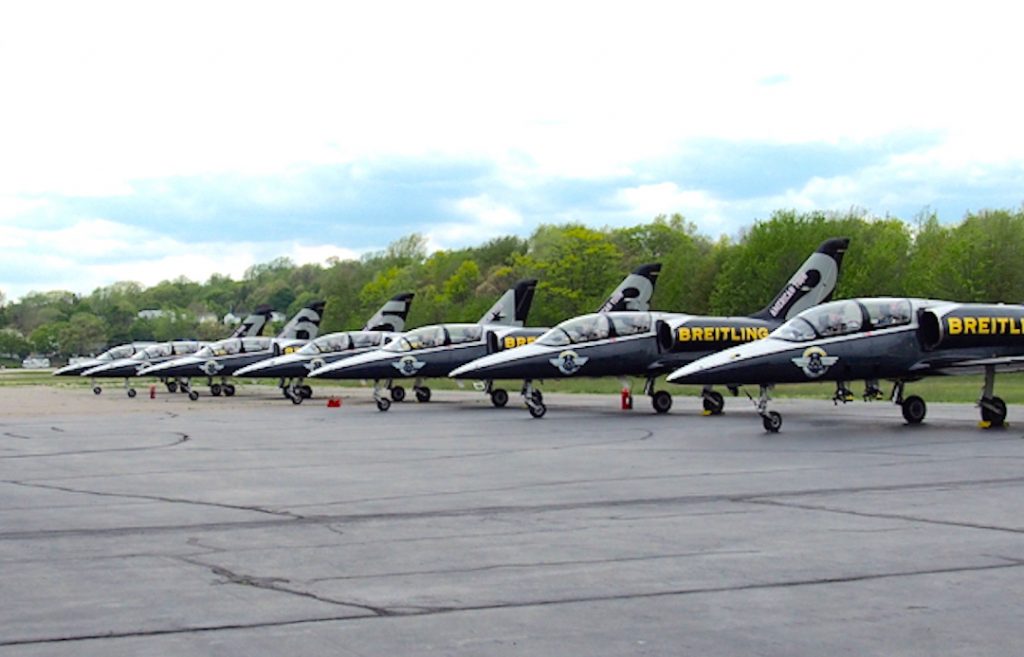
137,309,179,320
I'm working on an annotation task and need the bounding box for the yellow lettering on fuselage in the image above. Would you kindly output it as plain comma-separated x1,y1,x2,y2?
676,326,770,343
946,316,1024,336
503,336,537,349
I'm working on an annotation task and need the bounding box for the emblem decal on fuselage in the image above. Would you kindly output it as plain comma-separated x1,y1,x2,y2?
305,357,326,372
393,355,426,376
202,360,223,376
549,350,589,375
791,346,838,378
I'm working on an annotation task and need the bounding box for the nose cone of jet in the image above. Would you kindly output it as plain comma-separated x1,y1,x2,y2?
236,354,305,378
449,343,547,379
308,350,388,379
141,356,203,378
666,339,782,385
54,360,101,376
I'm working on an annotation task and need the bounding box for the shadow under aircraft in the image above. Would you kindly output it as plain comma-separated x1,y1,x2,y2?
449,238,850,418
667,296,1024,432
73,306,275,397
141,300,326,400
233,292,415,403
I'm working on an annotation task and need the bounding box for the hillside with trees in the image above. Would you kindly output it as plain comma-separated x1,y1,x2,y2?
3,208,1024,363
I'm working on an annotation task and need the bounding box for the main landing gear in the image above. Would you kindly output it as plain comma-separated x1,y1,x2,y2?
701,385,725,415
207,376,236,398
522,380,546,418
372,379,432,411
978,365,1008,428
641,376,673,414
282,378,314,405
480,380,509,408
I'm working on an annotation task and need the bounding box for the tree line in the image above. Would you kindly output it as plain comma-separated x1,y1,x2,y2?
2,207,1024,362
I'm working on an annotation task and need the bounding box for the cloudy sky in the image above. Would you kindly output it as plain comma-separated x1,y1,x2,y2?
2,1,1022,301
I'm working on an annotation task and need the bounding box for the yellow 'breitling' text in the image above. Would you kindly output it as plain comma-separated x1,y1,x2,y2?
677,326,770,342
947,316,1024,336
503,336,538,349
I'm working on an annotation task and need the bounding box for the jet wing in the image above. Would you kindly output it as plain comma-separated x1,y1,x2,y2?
910,354,1024,376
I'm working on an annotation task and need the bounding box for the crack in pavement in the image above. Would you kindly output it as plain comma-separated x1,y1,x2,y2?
746,497,1024,535
2,479,301,520
3,559,1023,647
4,474,1024,541
0,432,190,459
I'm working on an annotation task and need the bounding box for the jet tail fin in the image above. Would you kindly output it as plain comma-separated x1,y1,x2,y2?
277,300,327,340
231,305,275,338
750,237,850,322
479,279,538,326
596,263,661,312
362,292,415,332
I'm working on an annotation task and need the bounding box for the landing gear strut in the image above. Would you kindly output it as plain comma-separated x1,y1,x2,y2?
749,384,782,433
979,365,1008,428
891,380,926,425
643,376,672,414
522,380,546,418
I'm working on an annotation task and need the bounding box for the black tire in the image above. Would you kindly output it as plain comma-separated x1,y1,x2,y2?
901,395,926,424
651,390,673,414
491,388,509,407
528,402,547,418
188,390,200,401
299,385,312,399
223,384,236,397
702,390,725,415
762,411,783,433
981,396,1007,427
390,385,406,402
127,388,137,399
533,390,544,404
291,393,304,405
167,381,178,393
211,383,222,397
93,386,102,395
415,386,431,403
377,397,391,412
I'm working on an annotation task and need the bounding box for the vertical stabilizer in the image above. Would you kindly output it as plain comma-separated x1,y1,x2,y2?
277,300,327,340
231,305,275,338
750,238,850,321
479,279,538,326
362,293,415,332
597,263,661,312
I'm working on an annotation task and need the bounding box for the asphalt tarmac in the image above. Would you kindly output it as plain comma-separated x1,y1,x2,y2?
2,386,1024,656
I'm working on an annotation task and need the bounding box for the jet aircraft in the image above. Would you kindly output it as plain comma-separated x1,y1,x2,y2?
65,306,275,396
141,301,326,399
666,297,1024,432
309,264,665,411
233,292,415,403
449,238,849,418
53,342,156,378
309,280,540,411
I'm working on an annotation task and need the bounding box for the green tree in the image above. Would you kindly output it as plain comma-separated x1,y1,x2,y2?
0,328,32,358
58,313,108,357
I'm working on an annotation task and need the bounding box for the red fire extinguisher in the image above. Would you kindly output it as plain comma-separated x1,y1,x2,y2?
621,387,633,410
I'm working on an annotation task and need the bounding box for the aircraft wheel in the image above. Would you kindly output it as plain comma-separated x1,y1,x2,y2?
377,397,392,412
211,383,223,397
491,388,509,407
93,386,102,395
702,391,725,415
528,401,547,419
127,388,137,399
982,396,1007,427
901,395,926,424
762,411,783,433
390,385,406,402
300,384,313,399
224,384,236,397
291,393,304,405
651,390,673,414
282,386,292,398
415,386,431,403
188,390,200,401
166,381,178,393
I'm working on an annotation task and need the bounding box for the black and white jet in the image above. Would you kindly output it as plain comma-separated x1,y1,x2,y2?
667,297,1024,432
308,280,540,410
73,306,275,397
233,292,415,403
140,301,326,399
449,239,849,418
